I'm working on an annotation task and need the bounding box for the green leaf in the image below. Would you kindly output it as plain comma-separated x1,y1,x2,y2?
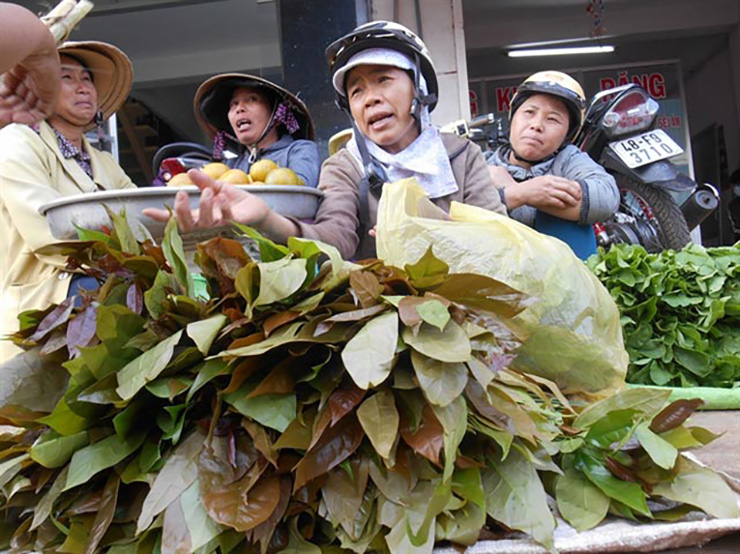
254,257,308,308
405,245,449,288
224,381,296,433
38,397,90,436
180,479,222,551
652,456,740,519
575,452,651,517
555,467,610,531
341,312,399,390
410,350,467,407
115,330,183,401
219,321,303,358
573,388,671,430
356,389,399,459
186,314,227,355
415,299,450,331
432,396,467,482
402,320,471,363
673,347,712,377
137,430,205,534
233,224,290,262
64,430,146,491
482,448,555,550
452,467,485,509
163,216,194,295
187,358,230,402
635,422,678,470
31,466,69,530
144,270,172,319
30,431,88,468
104,206,141,255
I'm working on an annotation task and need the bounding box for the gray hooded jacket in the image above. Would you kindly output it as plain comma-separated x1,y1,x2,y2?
484,144,619,227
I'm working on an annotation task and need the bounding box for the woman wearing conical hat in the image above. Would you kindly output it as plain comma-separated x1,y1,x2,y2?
194,73,320,187
0,40,136,363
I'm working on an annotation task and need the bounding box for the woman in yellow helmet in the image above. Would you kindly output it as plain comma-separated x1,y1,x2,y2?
486,70,619,259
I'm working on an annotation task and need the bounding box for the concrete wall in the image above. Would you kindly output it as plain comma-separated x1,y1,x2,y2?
370,0,470,125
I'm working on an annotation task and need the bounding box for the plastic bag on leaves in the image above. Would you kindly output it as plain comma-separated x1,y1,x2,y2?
376,179,628,396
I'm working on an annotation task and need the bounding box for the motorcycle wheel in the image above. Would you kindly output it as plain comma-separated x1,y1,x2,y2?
611,176,691,252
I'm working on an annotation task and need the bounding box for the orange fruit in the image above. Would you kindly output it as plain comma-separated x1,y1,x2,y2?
167,172,194,187
249,159,277,182
265,167,301,186
219,168,251,185
201,162,230,179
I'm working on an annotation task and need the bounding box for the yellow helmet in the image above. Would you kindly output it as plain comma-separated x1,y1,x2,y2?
328,128,353,156
510,71,587,144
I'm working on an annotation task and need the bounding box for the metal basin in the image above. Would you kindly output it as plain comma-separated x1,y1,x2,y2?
39,185,323,243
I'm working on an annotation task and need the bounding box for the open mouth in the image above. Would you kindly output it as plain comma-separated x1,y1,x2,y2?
236,118,252,132
367,112,393,129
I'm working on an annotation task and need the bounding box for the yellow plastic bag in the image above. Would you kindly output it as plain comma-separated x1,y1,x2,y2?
376,179,628,396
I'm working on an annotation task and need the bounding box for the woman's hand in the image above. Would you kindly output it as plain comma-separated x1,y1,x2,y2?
505,175,582,211
143,169,299,240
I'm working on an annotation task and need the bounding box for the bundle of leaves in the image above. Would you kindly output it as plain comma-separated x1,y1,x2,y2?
1,218,738,554
587,243,740,388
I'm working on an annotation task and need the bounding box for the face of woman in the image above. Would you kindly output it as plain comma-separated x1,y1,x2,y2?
346,64,419,154
227,86,275,146
509,93,570,163
52,56,98,127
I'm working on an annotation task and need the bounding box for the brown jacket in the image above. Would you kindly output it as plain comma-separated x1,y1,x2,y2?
293,133,506,259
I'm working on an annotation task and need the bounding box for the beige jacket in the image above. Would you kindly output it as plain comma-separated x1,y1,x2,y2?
294,133,507,260
0,122,134,362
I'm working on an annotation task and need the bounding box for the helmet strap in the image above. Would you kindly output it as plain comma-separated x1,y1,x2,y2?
511,145,559,166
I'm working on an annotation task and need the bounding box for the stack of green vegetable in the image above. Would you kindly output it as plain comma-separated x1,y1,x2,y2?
587,243,740,388
1,220,737,554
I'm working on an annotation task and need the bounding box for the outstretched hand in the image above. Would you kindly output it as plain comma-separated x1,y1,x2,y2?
143,169,272,232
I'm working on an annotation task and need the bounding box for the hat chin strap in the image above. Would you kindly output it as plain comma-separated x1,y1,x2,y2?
247,101,280,163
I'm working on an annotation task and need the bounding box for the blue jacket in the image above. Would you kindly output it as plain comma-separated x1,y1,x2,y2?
485,144,619,227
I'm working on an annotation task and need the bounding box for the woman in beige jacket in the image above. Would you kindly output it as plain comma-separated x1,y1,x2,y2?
0,41,135,362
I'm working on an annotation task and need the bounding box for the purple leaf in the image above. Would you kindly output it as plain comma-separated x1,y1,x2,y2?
67,303,99,358
127,283,143,315
30,297,75,342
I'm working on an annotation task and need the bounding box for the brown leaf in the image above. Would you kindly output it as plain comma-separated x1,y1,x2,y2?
349,270,384,308
314,304,386,336
30,297,75,342
605,456,639,483
649,399,705,434
309,405,334,451
84,473,120,554
199,442,281,532
293,415,363,491
328,380,365,426
247,358,296,399
274,411,314,451
263,310,302,337
161,499,192,554
242,419,278,467
222,357,263,394
245,475,292,549
400,403,444,466
431,274,530,319
398,296,426,329
465,379,513,433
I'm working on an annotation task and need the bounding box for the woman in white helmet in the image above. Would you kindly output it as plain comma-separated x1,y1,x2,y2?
486,71,619,259
145,21,506,260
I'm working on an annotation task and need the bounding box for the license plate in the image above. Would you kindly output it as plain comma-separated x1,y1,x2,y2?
608,130,683,169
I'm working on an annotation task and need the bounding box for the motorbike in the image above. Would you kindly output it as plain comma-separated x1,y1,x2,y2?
575,84,718,252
